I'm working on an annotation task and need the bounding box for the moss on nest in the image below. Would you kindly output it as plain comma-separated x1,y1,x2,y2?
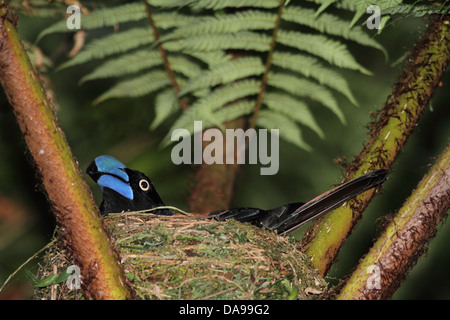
34,213,328,300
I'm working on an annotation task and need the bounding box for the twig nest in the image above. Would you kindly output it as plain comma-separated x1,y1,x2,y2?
35,213,328,300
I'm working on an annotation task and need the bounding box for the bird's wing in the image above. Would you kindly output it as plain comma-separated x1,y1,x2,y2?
210,169,387,235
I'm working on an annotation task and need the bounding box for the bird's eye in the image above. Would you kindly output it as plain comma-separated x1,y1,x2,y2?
139,179,150,191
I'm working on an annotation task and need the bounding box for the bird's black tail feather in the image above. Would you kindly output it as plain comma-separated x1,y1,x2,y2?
211,169,387,235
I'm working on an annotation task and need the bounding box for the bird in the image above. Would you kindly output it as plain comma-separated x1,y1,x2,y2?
87,155,387,235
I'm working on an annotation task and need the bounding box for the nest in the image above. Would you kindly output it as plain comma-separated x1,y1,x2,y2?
34,213,328,300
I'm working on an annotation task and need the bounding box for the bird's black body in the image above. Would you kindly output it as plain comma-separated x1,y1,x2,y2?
87,155,387,235
211,169,387,235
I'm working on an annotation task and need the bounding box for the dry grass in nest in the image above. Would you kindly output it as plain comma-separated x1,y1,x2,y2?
34,213,328,300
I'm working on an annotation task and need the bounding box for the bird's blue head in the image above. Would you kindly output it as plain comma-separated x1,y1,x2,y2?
87,155,171,215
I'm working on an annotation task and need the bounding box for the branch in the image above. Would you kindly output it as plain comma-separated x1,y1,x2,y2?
338,143,450,300
0,5,133,299
142,0,189,110
303,15,450,276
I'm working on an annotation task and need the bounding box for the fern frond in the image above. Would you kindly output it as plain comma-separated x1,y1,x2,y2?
58,28,154,70
283,6,387,58
382,4,450,17
267,72,345,124
94,71,174,105
151,88,179,129
191,79,260,112
159,10,276,43
81,49,202,84
151,12,200,29
187,51,233,67
315,0,339,16
272,52,357,105
37,6,197,41
189,79,260,114
307,0,402,11
74,3,148,29
80,50,161,83
164,31,271,52
212,100,254,124
347,0,403,27
306,0,403,28
168,55,204,78
36,3,146,41
161,99,255,147
256,110,311,151
149,0,280,10
334,0,402,28
10,0,67,18
263,92,325,139
167,79,260,135
277,31,372,75
179,57,265,96
45,0,387,151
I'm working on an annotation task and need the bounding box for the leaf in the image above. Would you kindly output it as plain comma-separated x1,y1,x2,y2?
340,0,403,27
149,0,281,10
277,31,372,75
267,72,345,124
32,271,71,288
161,99,254,147
37,6,197,42
94,71,172,104
256,110,312,151
188,79,260,113
164,31,271,52
81,51,202,84
58,28,155,70
179,57,265,96
283,6,387,59
151,88,180,129
80,49,161,83
382,4,450,18
263,92,325,138
272,52,357,105
315,0,338,16
187,51,233,67
37,3,146,41
212,100,254,123
159,10,276,43
165,79,260,141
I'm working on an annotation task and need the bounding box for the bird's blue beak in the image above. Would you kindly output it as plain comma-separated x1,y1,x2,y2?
87,155,134,200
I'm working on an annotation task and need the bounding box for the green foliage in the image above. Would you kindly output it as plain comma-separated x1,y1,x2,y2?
37,0,390,150
25,268,70,288
382,2,450,19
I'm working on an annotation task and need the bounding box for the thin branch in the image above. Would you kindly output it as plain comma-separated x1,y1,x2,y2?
303,15,450,276
0,4,133,299
142,0,189,110
338,143,450,300
249,0,285,129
